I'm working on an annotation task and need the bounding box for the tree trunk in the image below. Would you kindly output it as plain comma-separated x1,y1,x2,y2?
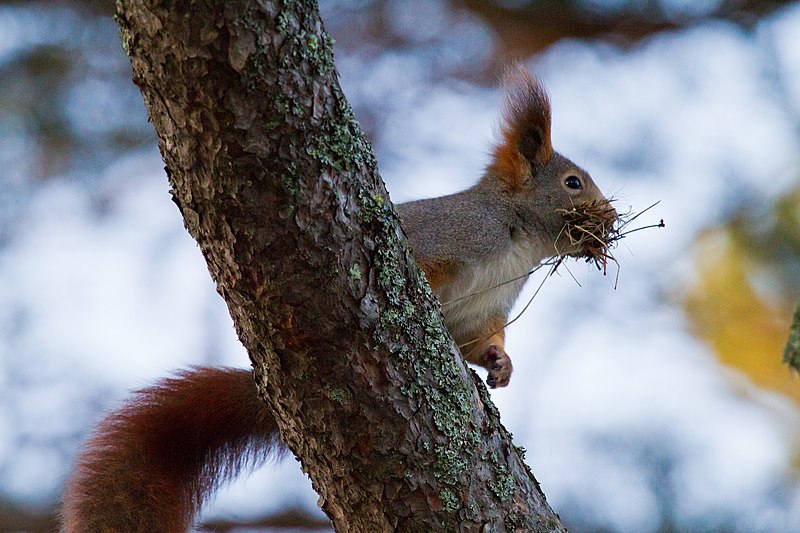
115,1,566,531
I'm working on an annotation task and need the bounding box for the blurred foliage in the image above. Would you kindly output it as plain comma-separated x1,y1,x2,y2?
784,302,800,372
0,496,57,532
0,2,151,178
3,45,80,178
685,184,800,404
455,0,793,61
0,0,117,12
0,0,152,243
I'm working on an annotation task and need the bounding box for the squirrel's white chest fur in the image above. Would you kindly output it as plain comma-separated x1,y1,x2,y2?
435,236,540,345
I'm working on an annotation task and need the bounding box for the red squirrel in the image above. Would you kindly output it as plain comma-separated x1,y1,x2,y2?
61,70,611,532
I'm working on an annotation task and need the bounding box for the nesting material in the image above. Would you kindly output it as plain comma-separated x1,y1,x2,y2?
557,198,622,273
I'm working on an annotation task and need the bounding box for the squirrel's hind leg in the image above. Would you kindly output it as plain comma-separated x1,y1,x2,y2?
460,317,513,388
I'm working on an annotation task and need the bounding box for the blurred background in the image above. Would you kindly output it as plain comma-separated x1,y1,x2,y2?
1,0,800,531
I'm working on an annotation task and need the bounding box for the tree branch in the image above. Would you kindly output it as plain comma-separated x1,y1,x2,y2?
115,0,565,530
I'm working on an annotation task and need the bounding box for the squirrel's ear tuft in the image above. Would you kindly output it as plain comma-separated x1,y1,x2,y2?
490,66,553,189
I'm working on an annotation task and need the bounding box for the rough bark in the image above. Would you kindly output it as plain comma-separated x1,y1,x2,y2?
115,1,565,531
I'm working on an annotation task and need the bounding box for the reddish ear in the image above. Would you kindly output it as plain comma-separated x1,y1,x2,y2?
490,66,554,189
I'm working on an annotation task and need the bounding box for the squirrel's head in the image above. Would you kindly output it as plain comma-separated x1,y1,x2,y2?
488,67,615,257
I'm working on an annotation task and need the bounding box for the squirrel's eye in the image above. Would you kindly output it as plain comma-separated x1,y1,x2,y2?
564,175,583,190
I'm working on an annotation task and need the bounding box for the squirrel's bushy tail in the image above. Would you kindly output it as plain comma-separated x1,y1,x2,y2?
61,367,280,533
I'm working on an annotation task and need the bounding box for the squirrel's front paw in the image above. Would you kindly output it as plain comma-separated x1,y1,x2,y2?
485,345,512,388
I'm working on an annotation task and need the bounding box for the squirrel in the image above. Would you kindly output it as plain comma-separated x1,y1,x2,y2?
61,69,611,532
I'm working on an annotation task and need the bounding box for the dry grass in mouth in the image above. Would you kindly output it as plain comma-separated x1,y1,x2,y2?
556,198,664,275
557,198,621,274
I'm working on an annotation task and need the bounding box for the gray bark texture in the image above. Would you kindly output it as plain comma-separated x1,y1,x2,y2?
115,0,566,531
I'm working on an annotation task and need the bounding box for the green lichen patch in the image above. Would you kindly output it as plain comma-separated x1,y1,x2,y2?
432,444,468,486
308,103,376,174
439,487,460,513
116,20,133,55
348,263,362,281
488,462,514,500
278,168,300,200
376,250,407,306
262,118,281,133
358,190,390,225
326,386,353,406
296,30,335,74
276,10,292,34
274,2,335,75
